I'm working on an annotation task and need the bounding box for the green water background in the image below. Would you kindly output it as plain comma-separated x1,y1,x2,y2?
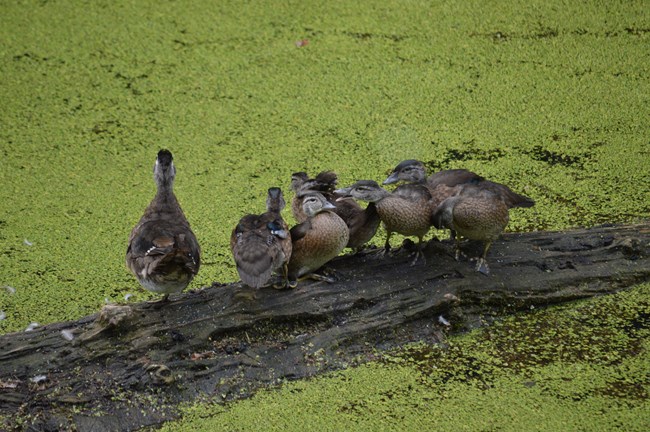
1,0,649,429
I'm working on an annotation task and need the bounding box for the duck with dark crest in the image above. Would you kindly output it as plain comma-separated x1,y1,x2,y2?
230,188,292,289
126,149,201,301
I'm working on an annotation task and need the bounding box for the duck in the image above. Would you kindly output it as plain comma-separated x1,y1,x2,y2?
290,170,361,223
344,201,381,251
230,187,292,289
383,159,535,209
126,149,201,301
335,180,433,265
290,170,338,223
286,192,349,287
431,184,509,275
290,170,380,250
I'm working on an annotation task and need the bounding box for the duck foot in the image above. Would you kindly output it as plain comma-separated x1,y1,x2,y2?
319,266,342,280
307,272,337,284
409,250,426,266
144,294,173,308
351,245,379,256
359,247,390,260
454,248,467,261
269,275,291,290
474,258,491,276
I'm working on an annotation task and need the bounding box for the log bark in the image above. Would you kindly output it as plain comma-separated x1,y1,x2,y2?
1,222,649,431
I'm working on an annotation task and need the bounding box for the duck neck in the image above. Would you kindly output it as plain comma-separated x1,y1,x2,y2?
266,197,284,214
154,182,179,208
373,188,391,202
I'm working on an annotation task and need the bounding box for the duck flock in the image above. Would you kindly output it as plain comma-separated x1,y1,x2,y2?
126,150,534,299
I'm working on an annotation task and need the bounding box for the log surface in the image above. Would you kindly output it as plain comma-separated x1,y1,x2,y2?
1,223,649,431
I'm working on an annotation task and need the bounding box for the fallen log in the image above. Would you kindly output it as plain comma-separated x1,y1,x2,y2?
1,222,649,431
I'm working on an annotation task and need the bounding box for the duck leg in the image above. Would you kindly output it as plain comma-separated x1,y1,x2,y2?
454,236,463,261
285,271,337,288
409,236,426,266
382,230,393,257
475,241,492,276
365,230,394,260
272,263,291,289
144,293,171,309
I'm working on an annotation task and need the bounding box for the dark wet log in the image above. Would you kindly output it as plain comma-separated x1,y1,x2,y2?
1,222,649,431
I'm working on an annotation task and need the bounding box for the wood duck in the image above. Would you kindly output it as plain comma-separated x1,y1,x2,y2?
126,149,201,301
290,170,379,250
230,187,292,289
290,170,362,224
383,159,535,209
335,180,433,265
290,171,337,223
431,184,509,275
287,192,349,288
344,201,381,251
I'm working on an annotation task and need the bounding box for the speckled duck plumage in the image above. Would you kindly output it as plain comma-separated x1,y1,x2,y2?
287,192,349,287
335,180,433,264
383,159,535,209
230,187,292,288
290,170,379,249
126,149,201,300
432,184,510,275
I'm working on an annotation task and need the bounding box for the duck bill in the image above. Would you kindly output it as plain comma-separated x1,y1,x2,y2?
383,172,400,185
333,187,351,200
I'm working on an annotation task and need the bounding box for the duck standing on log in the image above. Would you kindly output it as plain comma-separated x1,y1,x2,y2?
291,171,381,251
230,188,292,289
383,159,535,209
126,149,201,301
335,180,433,266
287,192,349,287
432,184,511,275
384,160,535,271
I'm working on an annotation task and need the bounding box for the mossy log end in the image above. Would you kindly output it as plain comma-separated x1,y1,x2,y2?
1,223,649,431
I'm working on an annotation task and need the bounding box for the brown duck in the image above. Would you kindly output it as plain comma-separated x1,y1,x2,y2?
291,170,379,250
126,149,201,301
287,192,349,287
383,159,535,209
335,180,433,265
432,184,509,275
230,187,292,288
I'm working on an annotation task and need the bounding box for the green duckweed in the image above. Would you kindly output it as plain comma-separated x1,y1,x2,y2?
1,0,649,429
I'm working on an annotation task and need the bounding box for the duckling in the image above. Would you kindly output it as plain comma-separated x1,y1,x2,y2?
344,201,381,251
431,184,509,275
290,170,362,224
335,180,433,265
290,171,338,223
126,149,201,301
383,159,535,209
287,192,349,287
290,170,378,250
230,187,292,289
